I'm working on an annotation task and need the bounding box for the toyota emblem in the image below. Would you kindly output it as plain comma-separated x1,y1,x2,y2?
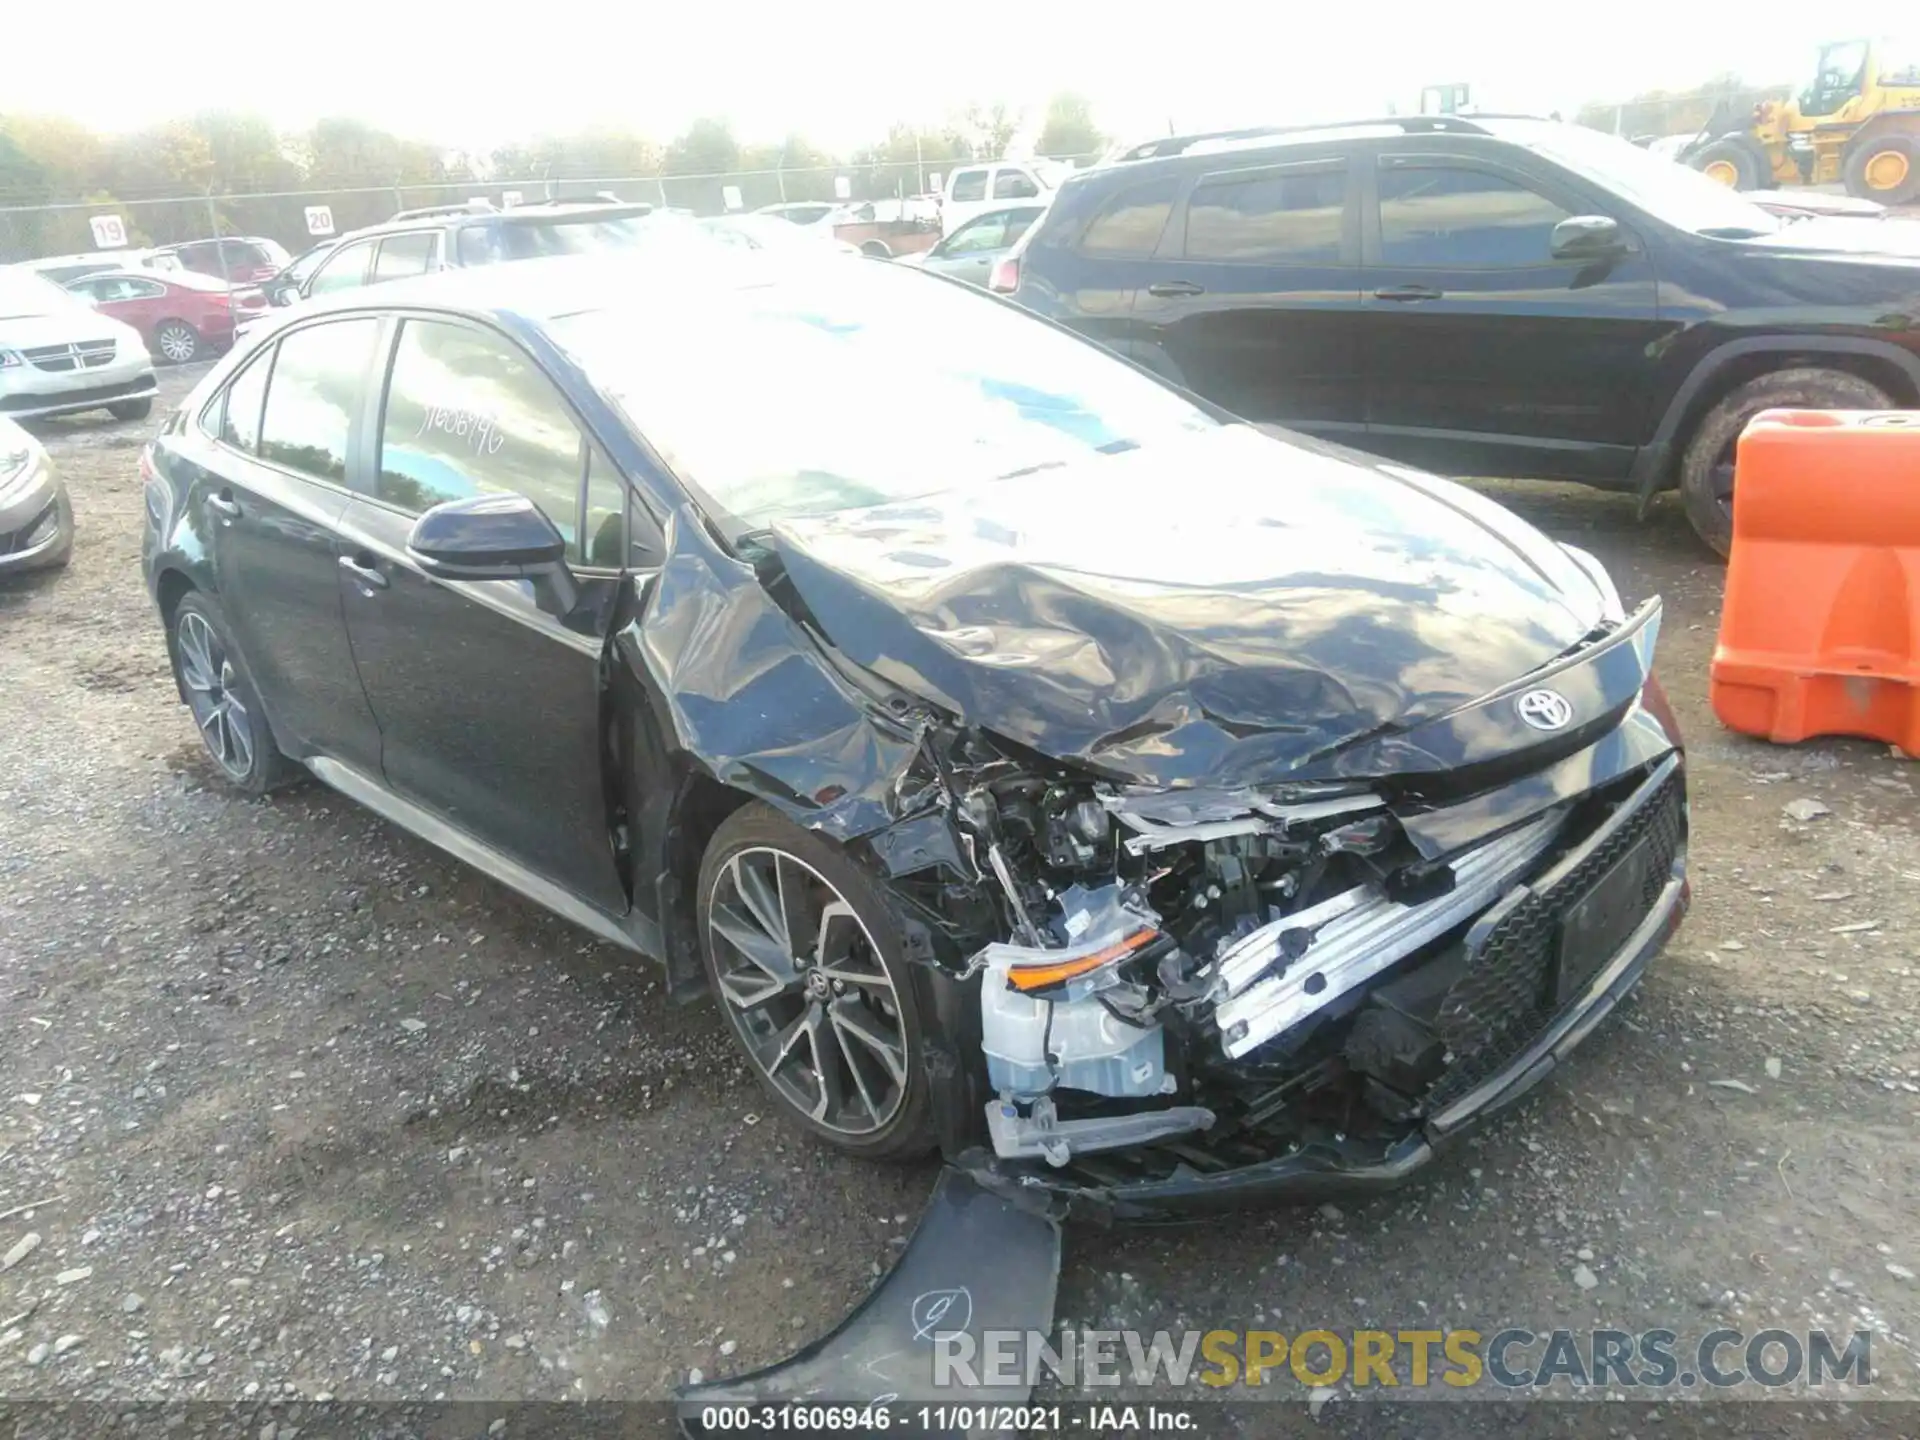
1515,688,1574,731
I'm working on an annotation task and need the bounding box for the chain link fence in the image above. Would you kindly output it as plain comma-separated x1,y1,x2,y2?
0,156,1100,266
1576,83,1793,145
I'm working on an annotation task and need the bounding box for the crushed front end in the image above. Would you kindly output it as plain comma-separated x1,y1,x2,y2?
945,602,1689,1221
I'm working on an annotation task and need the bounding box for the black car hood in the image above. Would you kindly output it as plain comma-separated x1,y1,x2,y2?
767,426,1608,789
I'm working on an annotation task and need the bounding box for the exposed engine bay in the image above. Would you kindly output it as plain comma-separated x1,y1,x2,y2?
950,736,1684,1179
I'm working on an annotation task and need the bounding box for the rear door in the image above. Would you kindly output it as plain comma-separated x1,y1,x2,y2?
114,277,169,338
332,314,629,913
371,231,439,285
1359,149,1666,481
196,319,385,771
1129,155,1365,432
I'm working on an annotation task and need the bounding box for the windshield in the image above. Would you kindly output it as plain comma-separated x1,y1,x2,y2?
458,213,657,265
1514,122,1784,237
555,262,1216,531
0,270,85,319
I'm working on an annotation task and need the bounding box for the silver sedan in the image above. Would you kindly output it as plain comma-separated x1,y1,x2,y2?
0,416,73,574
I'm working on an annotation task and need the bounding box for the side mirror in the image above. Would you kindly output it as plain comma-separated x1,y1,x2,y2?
407,493,567,580
1551,215,1628,261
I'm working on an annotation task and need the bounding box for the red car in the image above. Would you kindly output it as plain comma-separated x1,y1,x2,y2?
153,236,291,285
62,270,267,364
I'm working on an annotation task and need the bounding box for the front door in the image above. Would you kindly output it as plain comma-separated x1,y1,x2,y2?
1360,153,1668,483
198,317,384,772
926,207,1039,287
1129,157,1365,434
334,315,628,914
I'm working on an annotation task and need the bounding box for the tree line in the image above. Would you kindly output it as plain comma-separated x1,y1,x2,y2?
0,96,1108,259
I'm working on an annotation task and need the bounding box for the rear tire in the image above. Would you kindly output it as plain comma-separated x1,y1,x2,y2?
697,802,935,1161
1691,138,1767,190
154,320,201,365
168,591,300,795
860,240,892,258
1679,367,1893,558
108,397,153,421
1844,135,1920,205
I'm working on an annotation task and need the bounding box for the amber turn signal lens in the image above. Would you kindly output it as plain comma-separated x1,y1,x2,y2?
1005,928,1160,993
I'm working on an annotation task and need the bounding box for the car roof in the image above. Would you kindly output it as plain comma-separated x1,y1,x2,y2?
340,201,655,243
1089,113,1562,178
278,249,869,330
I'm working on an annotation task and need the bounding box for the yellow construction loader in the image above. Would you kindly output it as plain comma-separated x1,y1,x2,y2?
1685,39,1920,203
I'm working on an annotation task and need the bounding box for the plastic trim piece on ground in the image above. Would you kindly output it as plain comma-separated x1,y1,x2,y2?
675,1168,1061,1436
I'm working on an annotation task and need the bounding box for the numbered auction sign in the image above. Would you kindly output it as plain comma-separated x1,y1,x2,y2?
305,206,336,236
89,214,128,249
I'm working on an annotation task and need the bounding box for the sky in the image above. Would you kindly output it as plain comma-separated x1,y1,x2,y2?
6,1,1908,154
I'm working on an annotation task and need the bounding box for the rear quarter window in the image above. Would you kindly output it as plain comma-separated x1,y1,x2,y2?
1077,176,1180,256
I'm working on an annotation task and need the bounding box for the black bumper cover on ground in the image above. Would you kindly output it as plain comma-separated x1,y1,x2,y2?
676,1169,1061,1434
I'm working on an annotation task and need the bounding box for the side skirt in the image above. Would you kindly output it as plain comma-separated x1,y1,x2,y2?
306,756,660,960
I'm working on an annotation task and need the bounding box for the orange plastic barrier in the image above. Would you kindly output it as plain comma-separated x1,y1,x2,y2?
1711,409,1920,755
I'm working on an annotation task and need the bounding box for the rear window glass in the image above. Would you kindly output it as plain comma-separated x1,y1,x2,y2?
1079,177,1178,256
216,351,272,453
257,319,380,483
992,170,1040,200
1183,168,1347,262
949,170,987,202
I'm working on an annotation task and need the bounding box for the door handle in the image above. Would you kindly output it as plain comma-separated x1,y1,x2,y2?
205,491,241,520
338,554,389,591
1146,280,1206,298
1372,284,1443,302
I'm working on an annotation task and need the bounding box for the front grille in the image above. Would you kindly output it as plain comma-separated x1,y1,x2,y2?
1426,767,1684,1112
21,340,116,373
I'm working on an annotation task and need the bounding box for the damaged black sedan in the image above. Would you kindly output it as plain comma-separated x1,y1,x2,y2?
140,251,1688,1223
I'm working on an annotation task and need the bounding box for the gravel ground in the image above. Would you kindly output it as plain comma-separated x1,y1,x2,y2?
2,363,1917,1422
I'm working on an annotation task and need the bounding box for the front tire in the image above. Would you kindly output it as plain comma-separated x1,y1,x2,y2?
168,591,299,795
697,803,935,1160
154,320,201,365
108,397,153,421
1691,138,1767,190
1679,367,1893,557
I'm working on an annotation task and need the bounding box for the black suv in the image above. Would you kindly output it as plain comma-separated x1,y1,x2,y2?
265,199,656,307
1005,114,1920,553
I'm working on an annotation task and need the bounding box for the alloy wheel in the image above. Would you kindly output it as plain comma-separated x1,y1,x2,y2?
706,847,909,1137
176,610,254,781
156,324,198,364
